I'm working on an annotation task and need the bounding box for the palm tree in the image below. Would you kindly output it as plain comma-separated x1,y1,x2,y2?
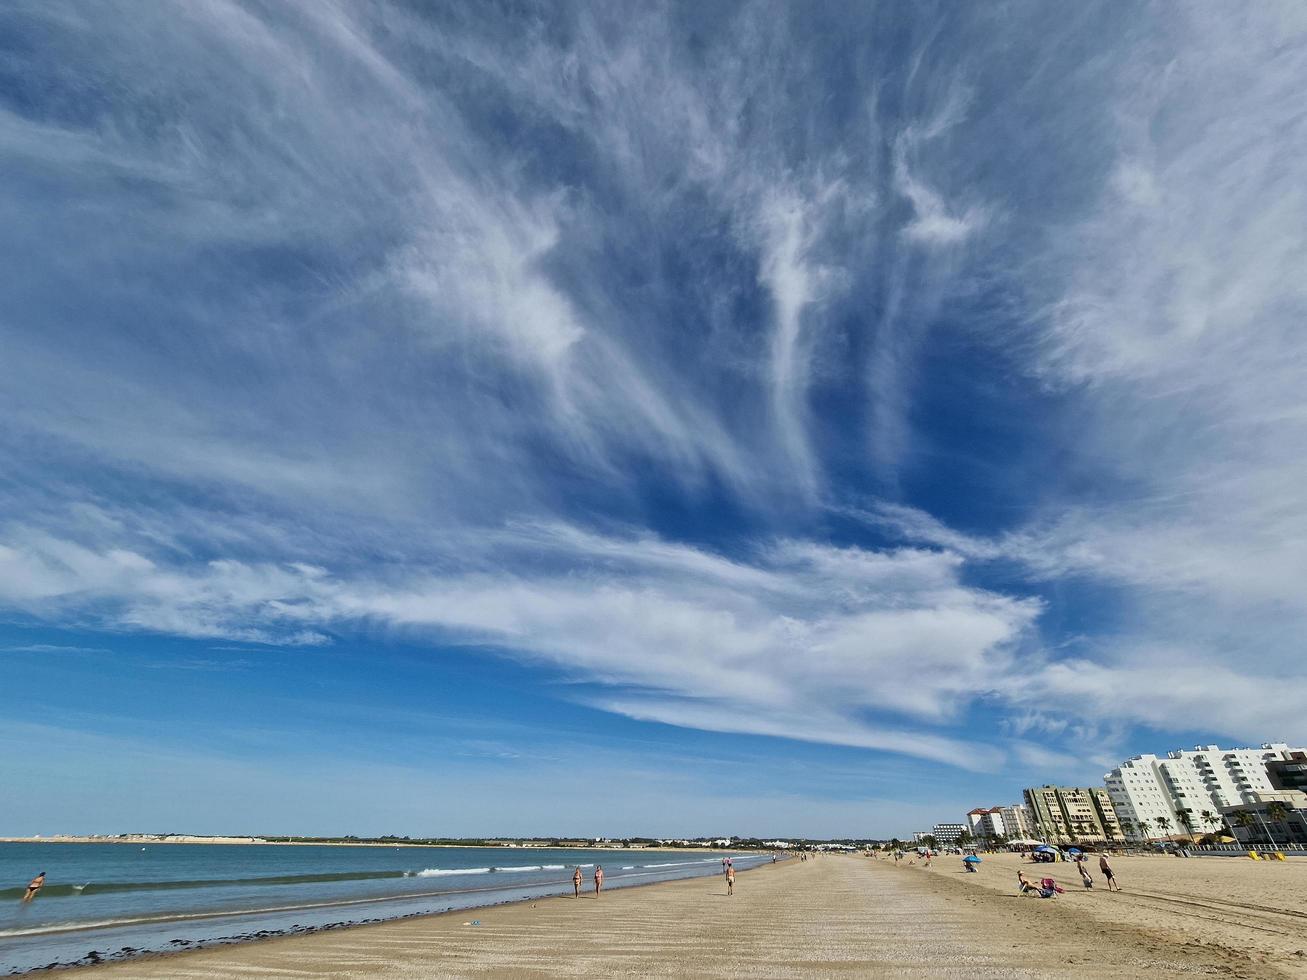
1155,815,1173,839
1117,817,1134,841
1200,809,1217,836
1175,808,1195,841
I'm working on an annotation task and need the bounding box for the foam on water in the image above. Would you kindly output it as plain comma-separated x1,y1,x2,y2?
0,843,768,974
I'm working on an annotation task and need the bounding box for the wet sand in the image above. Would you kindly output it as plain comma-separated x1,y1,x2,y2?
64,854,1288,978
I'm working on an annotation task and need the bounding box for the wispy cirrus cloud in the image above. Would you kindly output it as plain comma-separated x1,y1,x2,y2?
2,0,1307,785
0,520,1037,767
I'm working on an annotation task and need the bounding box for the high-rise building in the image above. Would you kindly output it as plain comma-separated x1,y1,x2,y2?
965,804,1035,841
1267,752,1307,793
998,804,1036,839
1023,786,1122,843
965,808,1004,840
1104,743,1306,841
931,823,966,847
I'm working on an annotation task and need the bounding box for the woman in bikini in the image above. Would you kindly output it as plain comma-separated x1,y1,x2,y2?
22,872,45,903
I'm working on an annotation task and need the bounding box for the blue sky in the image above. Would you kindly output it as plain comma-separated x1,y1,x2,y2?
2,1,1306,839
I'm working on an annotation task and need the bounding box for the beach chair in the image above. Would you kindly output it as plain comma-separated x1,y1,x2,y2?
1039,878,1065,895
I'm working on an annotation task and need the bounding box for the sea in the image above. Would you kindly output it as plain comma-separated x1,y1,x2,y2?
0,842,771,973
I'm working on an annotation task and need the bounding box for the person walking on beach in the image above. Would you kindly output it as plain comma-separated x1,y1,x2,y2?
22,872,45,903
1098,854,1121,892
572,867,583,898
593,865,604,897
726,866,735,896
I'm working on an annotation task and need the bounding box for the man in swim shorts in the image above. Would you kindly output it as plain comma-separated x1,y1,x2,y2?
1098,854,1120,891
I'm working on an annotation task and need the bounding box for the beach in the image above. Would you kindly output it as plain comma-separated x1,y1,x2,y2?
0,843,766,973
60,854,1304,978
915,850,1307,978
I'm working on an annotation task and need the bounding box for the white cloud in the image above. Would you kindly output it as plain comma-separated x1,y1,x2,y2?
5,0,1307,780
0,520,1038,766
892,87,988,247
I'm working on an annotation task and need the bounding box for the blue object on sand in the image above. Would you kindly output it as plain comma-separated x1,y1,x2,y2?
963,855,981,863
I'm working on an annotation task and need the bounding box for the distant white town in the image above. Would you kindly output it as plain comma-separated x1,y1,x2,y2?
915,743,1307,852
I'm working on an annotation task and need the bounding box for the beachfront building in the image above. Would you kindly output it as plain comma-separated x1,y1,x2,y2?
1023,786,1123,844
966,804,1036,842
999,804,1036,839
1105,743,1307,841
1103,756,1178,842
931,823,966,847
1221,790,1307,849
966,808,1004,840
1267,752,1307,793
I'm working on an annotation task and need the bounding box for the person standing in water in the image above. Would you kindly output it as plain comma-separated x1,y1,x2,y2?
593,865,604,897
22,872,45,903
726,865,735,896
572,867,583,898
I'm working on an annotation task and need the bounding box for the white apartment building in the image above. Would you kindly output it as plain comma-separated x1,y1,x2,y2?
1105,743,1304,841
965,804,1035,841
966,808,1004,839
998,804,1036,839
932,823,966,846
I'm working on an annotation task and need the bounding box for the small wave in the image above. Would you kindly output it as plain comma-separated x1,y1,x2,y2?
642,860,715,868
0,870,408,901
416,867,491,877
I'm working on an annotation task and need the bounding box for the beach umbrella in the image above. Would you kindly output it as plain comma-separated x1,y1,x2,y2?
1067,848,1082,855
963,855,982,863
1034,845,1057,853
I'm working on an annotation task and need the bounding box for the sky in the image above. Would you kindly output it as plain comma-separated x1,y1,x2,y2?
2,1,1306,840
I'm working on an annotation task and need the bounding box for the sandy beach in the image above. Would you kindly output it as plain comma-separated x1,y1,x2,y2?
911,850,1307,978
62,854,1304,978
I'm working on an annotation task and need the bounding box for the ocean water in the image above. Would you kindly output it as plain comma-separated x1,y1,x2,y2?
0,842,769,973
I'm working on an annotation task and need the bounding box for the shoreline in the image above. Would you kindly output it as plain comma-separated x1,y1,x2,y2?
52,855,1287,978
0,837,721,852
42,856,773,975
